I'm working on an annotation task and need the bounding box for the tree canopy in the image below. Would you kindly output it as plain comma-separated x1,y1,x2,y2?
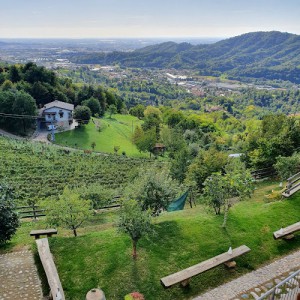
41,187,92,237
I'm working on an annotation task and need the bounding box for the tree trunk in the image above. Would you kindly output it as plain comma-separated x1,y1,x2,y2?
132,239,137,259
72,227,77,237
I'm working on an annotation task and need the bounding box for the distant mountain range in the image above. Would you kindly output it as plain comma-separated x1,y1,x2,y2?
68,31,300,83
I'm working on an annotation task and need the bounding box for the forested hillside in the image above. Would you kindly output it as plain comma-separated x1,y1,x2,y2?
0,63,124,133
67,31,300,83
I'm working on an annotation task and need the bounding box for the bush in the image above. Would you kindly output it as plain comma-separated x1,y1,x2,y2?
0,182,20,245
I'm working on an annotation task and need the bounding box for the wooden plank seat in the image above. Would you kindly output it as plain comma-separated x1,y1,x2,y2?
36,238,65,300
30,229,57,239
273,222,300,240
160,245,251,288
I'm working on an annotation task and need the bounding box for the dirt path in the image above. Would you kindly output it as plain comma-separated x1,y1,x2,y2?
0,250,43,300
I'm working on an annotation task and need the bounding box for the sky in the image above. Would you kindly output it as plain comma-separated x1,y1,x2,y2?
0,0,300,38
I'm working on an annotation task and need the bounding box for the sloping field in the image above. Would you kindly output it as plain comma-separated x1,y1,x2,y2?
55,114,145,157
0,137,149,204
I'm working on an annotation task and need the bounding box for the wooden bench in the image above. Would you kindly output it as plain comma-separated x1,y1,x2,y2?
160,245,251,288
30,229,57,239
36,238,65,300
273,222,300,240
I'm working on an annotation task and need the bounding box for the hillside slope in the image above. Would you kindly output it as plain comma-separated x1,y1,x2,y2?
68,31,300,83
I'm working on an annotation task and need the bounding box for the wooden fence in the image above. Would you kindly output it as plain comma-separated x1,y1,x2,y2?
16,205,45,219
251,167,276,180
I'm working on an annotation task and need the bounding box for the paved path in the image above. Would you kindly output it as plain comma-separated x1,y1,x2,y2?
193,250,300,300
0,250,43,300
0,129,23,140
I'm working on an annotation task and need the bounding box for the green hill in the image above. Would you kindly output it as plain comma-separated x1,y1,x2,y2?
68,31,300,83
55,114,145,157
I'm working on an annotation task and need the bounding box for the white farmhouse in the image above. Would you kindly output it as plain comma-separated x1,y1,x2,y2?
39,100,74,128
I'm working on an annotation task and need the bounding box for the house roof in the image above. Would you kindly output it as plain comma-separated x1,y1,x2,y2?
153,143,166,149
43,100,74,111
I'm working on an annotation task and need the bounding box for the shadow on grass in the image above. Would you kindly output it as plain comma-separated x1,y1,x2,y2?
55,125,90,148
276,235,300,255
142,220,184,261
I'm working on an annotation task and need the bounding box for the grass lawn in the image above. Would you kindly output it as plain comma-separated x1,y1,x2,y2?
5,181,299,300
55,114,146,158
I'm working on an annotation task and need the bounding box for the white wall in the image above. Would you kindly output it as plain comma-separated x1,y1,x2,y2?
44,107,72,122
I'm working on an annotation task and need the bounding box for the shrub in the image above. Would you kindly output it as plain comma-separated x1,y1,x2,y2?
0,182,20,245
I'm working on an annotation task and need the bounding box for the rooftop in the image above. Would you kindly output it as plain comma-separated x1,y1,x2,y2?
43,100,74,111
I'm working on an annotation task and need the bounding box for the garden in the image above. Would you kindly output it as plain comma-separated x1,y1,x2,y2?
2,180,300,300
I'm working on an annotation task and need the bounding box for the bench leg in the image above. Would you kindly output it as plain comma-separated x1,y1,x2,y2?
224,261,236,268
283,234,295,240
180,279,190,287
47,234,53,238
35,235,40,240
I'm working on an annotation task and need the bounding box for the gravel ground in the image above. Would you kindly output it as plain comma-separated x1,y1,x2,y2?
0,250,43,300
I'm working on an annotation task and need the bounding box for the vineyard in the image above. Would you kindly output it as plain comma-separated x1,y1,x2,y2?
0,137,151,205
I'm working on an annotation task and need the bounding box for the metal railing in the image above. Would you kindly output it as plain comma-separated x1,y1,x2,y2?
257,269,300,300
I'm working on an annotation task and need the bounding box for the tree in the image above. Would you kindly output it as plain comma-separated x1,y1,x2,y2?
132,125,144,144
73,105,91,125
108,104,117,118
134,127,156,157
203,158,254,228
93,86,107,116
142,106,162,139
12,91,37,133
117,199,152,259
129,104,145,119
30,81,52,106
165,109,184,128
82,97,101,116
125,166,179,216
160,127,187,159
91,141,96,150
8,65,21,83
274,153,300,181
41,187,92,237
170,147,191,184
1,80,13,91
0,90,37,134
186,148,227,191
246,114,300,168
0,182,19,245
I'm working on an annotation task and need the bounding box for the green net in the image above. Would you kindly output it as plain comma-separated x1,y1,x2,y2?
167,191,189,212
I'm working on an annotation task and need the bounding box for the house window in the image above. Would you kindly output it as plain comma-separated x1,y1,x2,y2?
59,110,64,118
